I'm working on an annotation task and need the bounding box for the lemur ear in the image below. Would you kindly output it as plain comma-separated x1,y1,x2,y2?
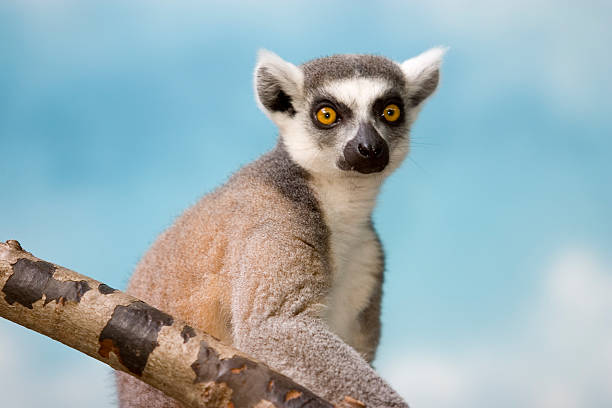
254,49,303,120
400,46,447,107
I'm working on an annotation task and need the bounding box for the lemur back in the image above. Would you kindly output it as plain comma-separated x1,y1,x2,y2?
117,48,445,408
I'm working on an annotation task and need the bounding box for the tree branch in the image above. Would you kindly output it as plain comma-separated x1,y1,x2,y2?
0,240,363,408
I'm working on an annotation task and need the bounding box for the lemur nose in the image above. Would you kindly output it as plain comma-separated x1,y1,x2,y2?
357,142,383,158
339,122,390,174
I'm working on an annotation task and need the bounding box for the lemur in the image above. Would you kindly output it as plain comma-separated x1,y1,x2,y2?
117,47,445,408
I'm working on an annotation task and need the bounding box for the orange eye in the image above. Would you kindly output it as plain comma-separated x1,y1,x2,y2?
382,104,400,122
316,106,337,125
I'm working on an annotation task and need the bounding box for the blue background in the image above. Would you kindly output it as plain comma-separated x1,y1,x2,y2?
1,1,611,407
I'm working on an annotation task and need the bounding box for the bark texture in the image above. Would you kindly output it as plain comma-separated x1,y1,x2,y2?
0,240,356,408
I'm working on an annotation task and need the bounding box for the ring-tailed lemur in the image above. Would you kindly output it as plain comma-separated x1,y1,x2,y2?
117,48,445,408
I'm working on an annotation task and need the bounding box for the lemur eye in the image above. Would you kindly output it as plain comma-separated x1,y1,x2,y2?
382,104,401,122
316,106,337,126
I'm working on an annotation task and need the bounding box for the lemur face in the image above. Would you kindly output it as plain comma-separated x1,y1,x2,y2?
255,49,444,177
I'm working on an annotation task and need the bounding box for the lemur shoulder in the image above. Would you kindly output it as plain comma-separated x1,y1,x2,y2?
117,47,445,408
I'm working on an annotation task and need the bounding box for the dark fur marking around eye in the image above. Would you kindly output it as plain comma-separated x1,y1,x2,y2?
181,325,196,343
2,258,91,309
311,100,340,129
373,93,406,126
98,283,117,295
312,97,352,116
98,301,174,376
310,96,353,129
191,340,332,408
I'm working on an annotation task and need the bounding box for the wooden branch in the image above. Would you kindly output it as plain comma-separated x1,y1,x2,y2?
0,239,361,408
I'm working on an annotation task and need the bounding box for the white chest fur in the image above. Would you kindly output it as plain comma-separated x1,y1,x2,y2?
311,175,383,344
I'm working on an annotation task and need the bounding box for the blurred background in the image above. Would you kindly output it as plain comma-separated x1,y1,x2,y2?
1,1,611,407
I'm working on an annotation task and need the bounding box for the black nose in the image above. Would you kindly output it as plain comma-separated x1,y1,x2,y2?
358,141,384,158
340,122,389,174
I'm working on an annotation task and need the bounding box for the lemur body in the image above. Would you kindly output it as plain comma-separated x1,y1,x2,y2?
117,48,444,408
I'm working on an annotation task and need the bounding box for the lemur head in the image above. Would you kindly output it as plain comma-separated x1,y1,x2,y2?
254,48,445,178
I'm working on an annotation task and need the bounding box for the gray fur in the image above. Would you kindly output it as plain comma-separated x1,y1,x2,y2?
358,266,383,362
347,220,384,363
410,69,439,106
302,54,406,92
255,142,329,256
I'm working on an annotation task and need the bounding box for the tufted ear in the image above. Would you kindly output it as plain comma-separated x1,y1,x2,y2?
400,46,447,107
254,50,303,120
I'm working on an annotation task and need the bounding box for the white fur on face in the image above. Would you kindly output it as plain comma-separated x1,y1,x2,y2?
258,48,445,179
323,77,391,123
282,77,410,178
280,116,335,174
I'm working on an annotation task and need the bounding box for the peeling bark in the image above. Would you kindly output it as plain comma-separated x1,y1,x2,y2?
0,240,346,408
